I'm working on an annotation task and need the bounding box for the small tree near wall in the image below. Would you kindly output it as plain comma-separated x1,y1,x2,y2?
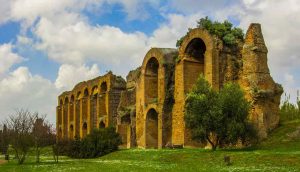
185,75,256,150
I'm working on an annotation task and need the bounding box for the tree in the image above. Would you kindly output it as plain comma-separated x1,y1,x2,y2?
185,75,255,150
185,75,223,150
219,83,255,145
5,109,35,164
32,113,55,163
0,124,9,155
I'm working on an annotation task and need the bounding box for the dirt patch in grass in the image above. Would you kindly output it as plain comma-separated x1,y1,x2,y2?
0,160,7,165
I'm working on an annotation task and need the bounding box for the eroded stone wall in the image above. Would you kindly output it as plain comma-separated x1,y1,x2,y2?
57,72,126,140
57,23,282,148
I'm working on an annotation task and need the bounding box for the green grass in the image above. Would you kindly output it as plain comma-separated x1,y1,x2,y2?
1,120,300,172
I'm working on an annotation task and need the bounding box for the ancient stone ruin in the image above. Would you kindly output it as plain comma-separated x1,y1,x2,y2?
56,23,283,148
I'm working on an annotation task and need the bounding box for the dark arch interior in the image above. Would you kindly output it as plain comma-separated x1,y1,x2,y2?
146,108,158,148
84,88,89,97
145,57,159,104
83,122,87,130
100,82,107,93
60,99,63,106
64,97,69,104
145,57,159,76
99,121,105,128
185,38,206,62
70,125,74,131
70,95,75,102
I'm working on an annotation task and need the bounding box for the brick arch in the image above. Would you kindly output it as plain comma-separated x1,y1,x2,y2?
172,28,220,147
179,28,219,90
179,29,214,57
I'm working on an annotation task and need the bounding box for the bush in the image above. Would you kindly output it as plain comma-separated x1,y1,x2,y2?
68,127,121,158
176,17,244,47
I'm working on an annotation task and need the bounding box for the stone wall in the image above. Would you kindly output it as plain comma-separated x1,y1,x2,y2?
57,72,126,140
56,23,282,148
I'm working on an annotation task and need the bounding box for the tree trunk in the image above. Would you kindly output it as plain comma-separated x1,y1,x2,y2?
36,147,40,163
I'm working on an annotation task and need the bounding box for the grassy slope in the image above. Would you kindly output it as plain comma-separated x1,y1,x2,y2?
0,120,300,172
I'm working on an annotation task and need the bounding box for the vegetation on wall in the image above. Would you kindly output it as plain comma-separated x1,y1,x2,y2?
185,75,256,150
176,17,244,47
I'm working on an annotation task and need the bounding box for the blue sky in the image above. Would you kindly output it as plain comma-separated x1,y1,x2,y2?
0,0,299,124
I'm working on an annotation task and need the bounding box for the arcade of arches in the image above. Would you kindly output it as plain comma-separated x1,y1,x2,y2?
57,24,282,148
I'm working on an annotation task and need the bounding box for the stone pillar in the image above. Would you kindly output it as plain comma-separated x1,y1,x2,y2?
61,105,65,139
96,95,99,128
87,96,91,134
240,23,283,139
67,102,71,139
79,98,83,138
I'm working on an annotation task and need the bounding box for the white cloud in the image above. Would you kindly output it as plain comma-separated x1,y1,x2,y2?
0,67,58,124
55,64,100,90
148,13,204,47
33,15,148,67
0,43,24,76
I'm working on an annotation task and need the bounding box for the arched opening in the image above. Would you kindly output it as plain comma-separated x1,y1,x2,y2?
58,99,63,132
63,97,69,139
99,121,105,128
145,57,159,104
75,92,81,137
185,38,206,63
70,95,75,123
183,38,206,92
99,82,107,119
69,124,74,139
100,82,107,93
146,108,158,148
82,122,87,137
91,86,98,129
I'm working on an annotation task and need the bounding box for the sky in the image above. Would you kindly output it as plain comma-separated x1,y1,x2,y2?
0,0,299,125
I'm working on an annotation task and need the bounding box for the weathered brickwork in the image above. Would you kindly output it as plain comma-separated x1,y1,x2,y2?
57,23,282,148
56,72,126,140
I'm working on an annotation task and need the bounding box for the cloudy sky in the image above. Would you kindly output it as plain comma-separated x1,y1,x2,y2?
0,0,299,124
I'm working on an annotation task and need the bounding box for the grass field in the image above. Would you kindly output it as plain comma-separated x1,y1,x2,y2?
1,120,300,172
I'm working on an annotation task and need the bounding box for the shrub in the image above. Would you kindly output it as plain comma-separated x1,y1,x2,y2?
280,92,300,122
176,17,244,47
68,127,121,158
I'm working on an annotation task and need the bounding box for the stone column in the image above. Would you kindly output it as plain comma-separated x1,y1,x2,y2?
61,105,65,139
87,96,91,134
79,98,83,138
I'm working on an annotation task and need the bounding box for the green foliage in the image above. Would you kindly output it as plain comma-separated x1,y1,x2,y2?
280,92,300,122
67,127,121,159
176,36,185,48
185,75,255,150
197,17,244,46
176,16,244,47
219,83,256,145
